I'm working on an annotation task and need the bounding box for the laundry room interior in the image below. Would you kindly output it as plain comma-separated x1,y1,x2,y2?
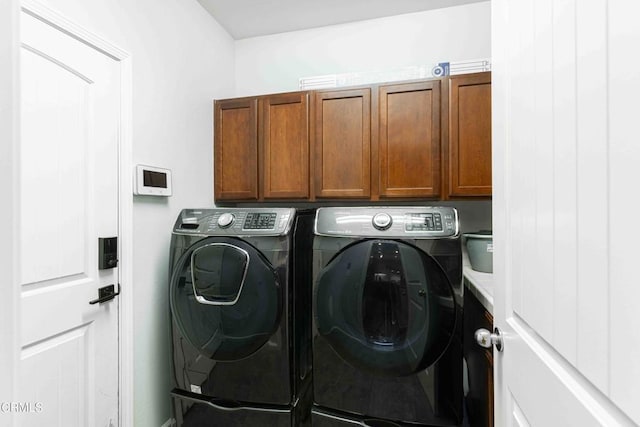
2,0,639,426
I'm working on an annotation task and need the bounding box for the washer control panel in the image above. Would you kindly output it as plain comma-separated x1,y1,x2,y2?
315,207,458,238
243,212,277,230
174,208,295,236
372,213,393,230
217,213,235,228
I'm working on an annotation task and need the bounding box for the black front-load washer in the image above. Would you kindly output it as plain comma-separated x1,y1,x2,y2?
311,207,463,426
168,208,314,427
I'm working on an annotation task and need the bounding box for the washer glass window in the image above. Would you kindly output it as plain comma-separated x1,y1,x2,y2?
170,237,281,361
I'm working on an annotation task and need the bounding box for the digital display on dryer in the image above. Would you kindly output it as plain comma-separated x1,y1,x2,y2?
406,213,443,231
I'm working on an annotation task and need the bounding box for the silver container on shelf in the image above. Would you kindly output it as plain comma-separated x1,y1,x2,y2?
464,231,493,273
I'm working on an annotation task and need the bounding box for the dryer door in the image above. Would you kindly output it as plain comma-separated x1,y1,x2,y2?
315,239,456,376
170,237,281,361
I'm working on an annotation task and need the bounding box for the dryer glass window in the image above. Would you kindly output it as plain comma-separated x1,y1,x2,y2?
315,239,456,376
363,242,409,346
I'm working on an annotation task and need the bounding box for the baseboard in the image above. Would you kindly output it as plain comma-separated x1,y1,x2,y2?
160,418,176,427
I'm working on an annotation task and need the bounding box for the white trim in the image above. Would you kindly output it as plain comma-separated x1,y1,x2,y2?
0,1,20,424
160,418,177,427
18,2,135,426
21,0,129,60
490,1,509,426
118,53,135,427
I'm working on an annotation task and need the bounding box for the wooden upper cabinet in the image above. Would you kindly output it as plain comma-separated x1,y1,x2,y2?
214,98,258,201
261,92,310,199
378,81,441,198
314,88,371,198
214,92,310,202
213,74,491,203
447,72,492,197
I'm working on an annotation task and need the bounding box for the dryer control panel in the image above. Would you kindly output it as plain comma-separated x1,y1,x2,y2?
173,208,295,236
406,212,444,232
314,206,459,239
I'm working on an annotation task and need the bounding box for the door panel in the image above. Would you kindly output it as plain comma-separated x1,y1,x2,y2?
493,0,640,425
314,89,371,198
379,81,441,198
19,325,91,426
20,46,88,284
262,92,310,199
18,10,120,427
214,98,258,200
447,73,492,197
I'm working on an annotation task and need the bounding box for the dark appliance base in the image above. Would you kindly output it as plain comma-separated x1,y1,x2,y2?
172,389,311,427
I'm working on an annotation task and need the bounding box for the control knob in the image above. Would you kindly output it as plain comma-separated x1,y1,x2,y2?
217,213,235,228
372,213,392,230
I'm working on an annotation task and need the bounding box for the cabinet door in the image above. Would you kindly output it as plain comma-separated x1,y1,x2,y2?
314,88,371,198
448,72,492,197
463,285,494,427
261,92,310,199
214,98,258,201
379,81,441,198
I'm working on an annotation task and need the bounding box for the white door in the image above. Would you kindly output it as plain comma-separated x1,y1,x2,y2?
492,0,640,426
17,9,120,427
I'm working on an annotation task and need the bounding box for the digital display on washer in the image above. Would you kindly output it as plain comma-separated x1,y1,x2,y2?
244,213,277,229
406,213,443,231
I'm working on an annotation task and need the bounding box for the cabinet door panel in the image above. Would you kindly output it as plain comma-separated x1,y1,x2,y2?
262,92,310,199
214,98,258,200
379,81,441,198
463,285,494,427
315,89,371,198
448,73,492,197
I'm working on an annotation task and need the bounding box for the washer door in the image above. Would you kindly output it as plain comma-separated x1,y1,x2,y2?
170,237,281,361
315,239,456,376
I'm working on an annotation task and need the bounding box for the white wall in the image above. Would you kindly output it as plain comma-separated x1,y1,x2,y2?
234,1,491,96
29,0,234,425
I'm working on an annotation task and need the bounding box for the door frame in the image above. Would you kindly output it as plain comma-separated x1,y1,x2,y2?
9,1,135,425
0,0,19,423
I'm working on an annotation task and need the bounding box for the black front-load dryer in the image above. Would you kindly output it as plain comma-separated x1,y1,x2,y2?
169,208,314,427
311,207,463,426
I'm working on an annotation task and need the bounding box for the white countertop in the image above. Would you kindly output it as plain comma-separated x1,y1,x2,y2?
462,249,494,313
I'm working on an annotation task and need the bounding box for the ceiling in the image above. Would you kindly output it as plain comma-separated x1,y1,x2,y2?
197,0,487,40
